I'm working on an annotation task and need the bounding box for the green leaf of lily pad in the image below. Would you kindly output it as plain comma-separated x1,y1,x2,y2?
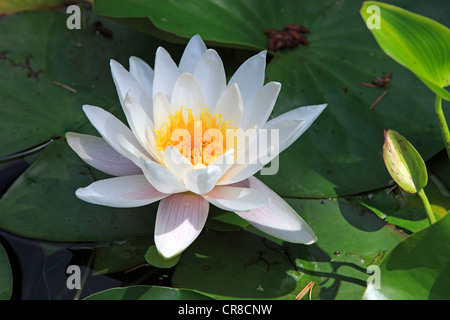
363,212,450,300
360,1,450,100
84,285,214,300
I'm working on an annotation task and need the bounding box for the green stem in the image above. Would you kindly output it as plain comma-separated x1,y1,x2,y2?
435,95,450,159
417,188,436,225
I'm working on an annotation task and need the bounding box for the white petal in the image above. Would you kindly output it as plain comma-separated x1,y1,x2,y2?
213,83,243,127
171,73,206,119
218,145,276,185
66,132,141,176
75,175,169,208
82,105,149,161
153,46,181,100
114,133,183,194
183,165,222,195
216,126,261,184
208,149,236,178
178,34,207,74
123,93,156,154
240,82,281,130
228,50,266,103
235,177,317,244
193,49,226,109
145,126,163,163
219,104,327,184
163,146,194,179
153,92,173,130
116,133,153,167
139,158,188,194
203,185,269,211
129,56,154,105
264,104,327,154
110,59,152,117
155,193,209,258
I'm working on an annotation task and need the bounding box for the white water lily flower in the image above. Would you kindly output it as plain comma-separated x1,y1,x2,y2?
66,35,326,259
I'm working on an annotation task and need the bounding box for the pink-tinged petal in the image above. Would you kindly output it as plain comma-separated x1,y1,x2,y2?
193,49,227,109
66,132,141,176
75,175,169,208
228,51,266,103
82,105,150,162
153,46,181,100
178,34,207,74
155,193,209,258
235,177,317,244
202,185,269,211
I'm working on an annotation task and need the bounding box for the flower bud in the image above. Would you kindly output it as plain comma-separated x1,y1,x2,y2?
382,129,428,193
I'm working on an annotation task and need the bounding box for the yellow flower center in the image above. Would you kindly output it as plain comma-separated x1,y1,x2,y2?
155,107,235,166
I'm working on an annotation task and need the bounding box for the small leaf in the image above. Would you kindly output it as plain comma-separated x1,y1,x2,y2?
360,1,450,100
383,129,428,194
144,245,180,269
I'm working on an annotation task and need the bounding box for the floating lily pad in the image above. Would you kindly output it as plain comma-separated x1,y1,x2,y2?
84,285,214,300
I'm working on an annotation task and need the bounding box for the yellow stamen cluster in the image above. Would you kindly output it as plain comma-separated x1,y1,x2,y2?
155,107,234,166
